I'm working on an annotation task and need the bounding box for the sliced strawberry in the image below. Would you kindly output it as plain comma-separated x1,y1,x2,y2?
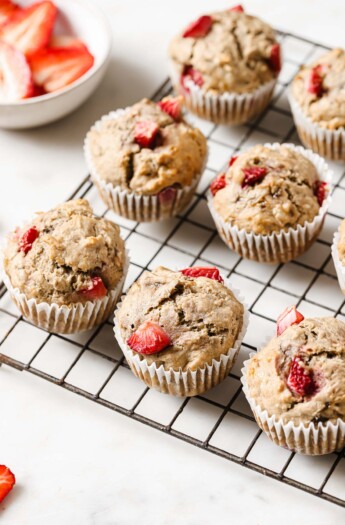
158,96,182,120
50,34,87,51
31,83,46,97
0,465,15,503
180,266,224,283
229,155,238,167
307,65,324,97
0,1,57,57
127,321,171,355
29,46,94,92
277,305,304,336
18,226,39,254
0,41,34,101
242,166,268,188
287,357,317,397
0,0,20,26
80,276,107,300
314,180,328,207
180,65,204,93
210,173,226,196
268,43,281,73
229,4,244,12
182,15,213,38
158,186,177,205
134,120,160,149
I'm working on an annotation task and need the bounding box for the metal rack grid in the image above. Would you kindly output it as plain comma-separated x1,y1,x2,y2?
1,30,345,508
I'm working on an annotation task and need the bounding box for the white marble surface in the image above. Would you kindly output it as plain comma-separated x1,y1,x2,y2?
1,0,345,523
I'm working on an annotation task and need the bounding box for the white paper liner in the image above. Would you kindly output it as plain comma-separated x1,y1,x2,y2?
169,62,277,125
84,108,205,222
207,142,332,263
332,230,345,295
1,247,130,335
289,91,345,161
113,277,249,397
241,354,345,455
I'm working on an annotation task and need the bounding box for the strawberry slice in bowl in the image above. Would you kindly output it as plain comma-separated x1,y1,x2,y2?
0,0,21,27
0,41,34,102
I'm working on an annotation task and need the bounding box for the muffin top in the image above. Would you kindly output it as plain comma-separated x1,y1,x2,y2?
169,7,280,95
211,145,325,235
3,199,125,306
337,219,345,265
246,315,345,425
116,266,244,371
291,48,345,130
86,97,207,195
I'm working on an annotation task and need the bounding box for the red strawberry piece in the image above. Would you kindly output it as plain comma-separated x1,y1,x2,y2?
180,65,204,93
0,0,20,27
0,41,34,102
80,277,107,300
229,155,238,167
269,43,281,73
134,120,160,149
0,1,57,57
180,266,224,283
0,465,15,503
287,356,316,397
127,321,171,355
314,180,328,207
29,46,94,93
158,186,177,206
210,173,226,196
31,83,46,97
242,166,268,188
307,65,324,97
229,4,244,12
18,226,39,254
50,35,87,51
182,15,213,39
158,96,182,120
277,305,304,336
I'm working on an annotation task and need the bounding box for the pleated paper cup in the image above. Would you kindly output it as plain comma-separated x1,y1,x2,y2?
332,230,345,295
289,92,345,161
169,63,276,125
241,355,345,455
0,250,129,335
84,108,204,222
207,143,332,263
113,280,249,397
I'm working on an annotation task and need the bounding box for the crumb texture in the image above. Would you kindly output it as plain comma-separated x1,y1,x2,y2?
338,218,345,265
169,9,278,94
87,98,207,194
116,266,244,371
212,145,320,235
292,48,345,129
4,199,125,305
246,317,345,425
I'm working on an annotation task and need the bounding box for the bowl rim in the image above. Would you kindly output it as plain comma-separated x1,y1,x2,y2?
0,0,112,108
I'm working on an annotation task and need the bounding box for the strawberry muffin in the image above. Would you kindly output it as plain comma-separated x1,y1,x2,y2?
168,5,281,124
242,306,345,455
207,143,331,263
290,48,345,160
84,97,207,222
2,199,127,334
114,266,247,396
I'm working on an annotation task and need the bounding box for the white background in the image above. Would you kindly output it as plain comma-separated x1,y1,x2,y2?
1,1,345,523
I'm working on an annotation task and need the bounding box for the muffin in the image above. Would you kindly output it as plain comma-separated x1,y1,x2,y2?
242,306,345,455
332,219,345,295
84,97,207,222
207,143,332,263
289,48,345,160
114,266,247,396
1,199,128,334
168,5,281,124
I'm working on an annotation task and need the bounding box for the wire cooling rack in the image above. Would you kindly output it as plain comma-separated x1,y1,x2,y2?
1,30,345,509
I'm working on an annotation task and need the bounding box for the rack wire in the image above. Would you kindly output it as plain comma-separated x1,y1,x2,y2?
1,30,345,508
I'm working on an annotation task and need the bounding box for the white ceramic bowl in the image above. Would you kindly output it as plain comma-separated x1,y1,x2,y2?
0,0,112,129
